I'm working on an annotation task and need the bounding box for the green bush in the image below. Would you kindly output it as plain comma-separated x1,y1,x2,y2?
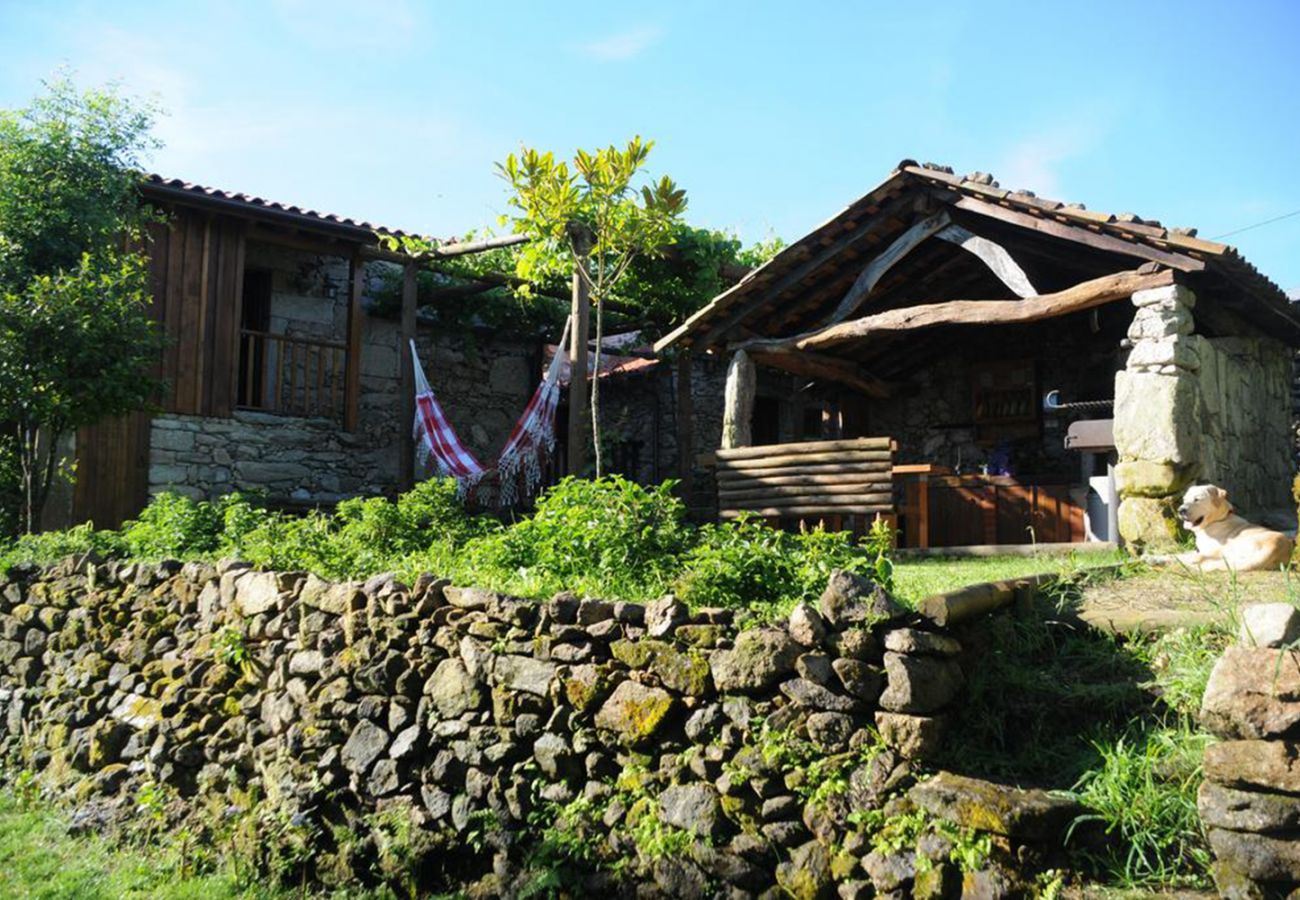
676,517,876,618
466,476,691,599
1,476,896,620
121,493,227,558
0,522,125,575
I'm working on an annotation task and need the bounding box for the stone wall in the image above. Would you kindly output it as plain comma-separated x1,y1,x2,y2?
1198,603,1300,896
868,317,1125,480
1197,336,1293,513
149,410,391,503
597,355,730,518
0,558,1074,897
1116,283,1296,549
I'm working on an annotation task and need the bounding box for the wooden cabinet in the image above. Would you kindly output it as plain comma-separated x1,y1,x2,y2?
896,467,1085,548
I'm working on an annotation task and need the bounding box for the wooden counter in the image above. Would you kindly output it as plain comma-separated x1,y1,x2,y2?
894,466,1085,549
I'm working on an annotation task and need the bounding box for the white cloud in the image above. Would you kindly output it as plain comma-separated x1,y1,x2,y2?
268,0,425,51
995,114,1110,198
578,25,664,62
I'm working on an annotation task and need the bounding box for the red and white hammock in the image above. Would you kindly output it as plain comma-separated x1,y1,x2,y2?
411,318,571,505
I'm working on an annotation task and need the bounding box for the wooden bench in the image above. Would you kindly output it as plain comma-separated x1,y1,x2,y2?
713,437,895,533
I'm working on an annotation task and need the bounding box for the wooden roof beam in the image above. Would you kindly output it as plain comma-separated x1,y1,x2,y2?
739,267,1176,354
653,187,926,352
747,346,892,399
824,210,952,324
952,197,1205,273
934,224,1037,297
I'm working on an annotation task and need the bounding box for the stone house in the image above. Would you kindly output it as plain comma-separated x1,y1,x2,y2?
68,176,551,527
653,161,1300,550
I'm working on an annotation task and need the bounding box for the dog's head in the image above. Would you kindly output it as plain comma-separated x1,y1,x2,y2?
1178,484,1232,529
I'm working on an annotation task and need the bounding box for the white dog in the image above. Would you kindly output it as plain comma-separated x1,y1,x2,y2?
1173,484,1293,572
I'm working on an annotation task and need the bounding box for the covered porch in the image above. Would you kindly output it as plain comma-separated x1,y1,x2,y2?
659,162,1300,549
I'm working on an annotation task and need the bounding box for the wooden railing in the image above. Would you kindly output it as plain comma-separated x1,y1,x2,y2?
237,330,347,421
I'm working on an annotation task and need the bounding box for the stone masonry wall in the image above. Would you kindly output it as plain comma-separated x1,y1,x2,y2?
1197,336,1293,513
1198,603,1300,896
1115,283,1296,549
0,558,1077,897
148,244,543,505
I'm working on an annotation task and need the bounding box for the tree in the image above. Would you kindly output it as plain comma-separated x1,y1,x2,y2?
497,138,686,477
0,79,163,533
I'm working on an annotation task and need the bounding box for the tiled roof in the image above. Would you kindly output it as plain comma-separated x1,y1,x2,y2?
656,160,1295,351
140,173,438,241
898,161,1287,303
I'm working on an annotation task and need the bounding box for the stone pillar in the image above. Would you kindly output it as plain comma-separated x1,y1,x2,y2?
1113,283,1201,550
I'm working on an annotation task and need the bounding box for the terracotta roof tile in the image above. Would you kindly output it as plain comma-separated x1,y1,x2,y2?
141,173,442,242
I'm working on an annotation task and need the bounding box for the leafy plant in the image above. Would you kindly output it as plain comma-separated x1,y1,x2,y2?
467,475,690,599
0,78,164,533
1069,724,1213,887
496,138,687,476
676,516,875,619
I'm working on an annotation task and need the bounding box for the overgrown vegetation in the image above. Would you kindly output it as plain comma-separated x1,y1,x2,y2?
0,476,887,619
933,565,1237,890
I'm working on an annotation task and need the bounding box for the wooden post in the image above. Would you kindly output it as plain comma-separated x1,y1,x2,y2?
343,253,365,432
721,349,756,449
399,261,417,490
566,266,591,475
676,352,694,483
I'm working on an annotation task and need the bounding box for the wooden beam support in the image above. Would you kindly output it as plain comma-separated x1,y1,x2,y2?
824,210,951,325
742,268,1176,355
721,349,756,449
935,223,1037,297
566,267,591,474
688,193,929,349
716,437,892,460
952,196,1206,272
675,352,694,484
747,347,892,399
653,189,925,352
358,233,528,264
399,261,418,490
343,253,365,431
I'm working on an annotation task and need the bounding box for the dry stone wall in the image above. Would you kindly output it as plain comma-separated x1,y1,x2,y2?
1199,603,1300,897
0,558,1075,897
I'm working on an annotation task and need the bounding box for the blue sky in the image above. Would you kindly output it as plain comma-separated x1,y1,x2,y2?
2,0,1298,291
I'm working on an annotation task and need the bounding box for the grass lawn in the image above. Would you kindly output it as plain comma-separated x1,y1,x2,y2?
891,547,1127,606
0,789,400,900
0,790,273,900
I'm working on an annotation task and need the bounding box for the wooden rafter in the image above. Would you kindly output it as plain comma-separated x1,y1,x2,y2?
934,224,1037,297
738,268,1175,354
747,347,891,398
677,190,926,350
952,197,1206,272
824,210,952,324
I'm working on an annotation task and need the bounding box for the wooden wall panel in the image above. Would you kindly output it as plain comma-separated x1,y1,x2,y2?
150,208,243,417
72,411,152,529
72,207,246,527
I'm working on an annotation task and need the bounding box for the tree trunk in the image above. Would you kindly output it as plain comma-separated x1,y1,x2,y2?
567,264,591,476
590,292,606,478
